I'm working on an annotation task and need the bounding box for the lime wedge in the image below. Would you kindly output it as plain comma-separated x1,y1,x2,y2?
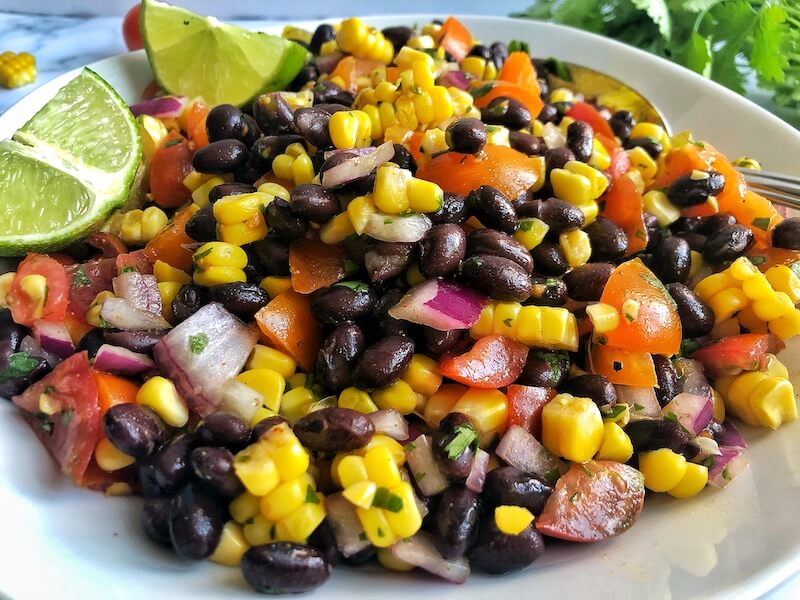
141,0,308,107
0,69,141,256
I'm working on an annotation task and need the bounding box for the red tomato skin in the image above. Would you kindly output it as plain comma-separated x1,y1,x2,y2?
12,352,101,486
65,257,117,323
566,102,616,141
123,4,143,51
691,333,784,377
439,334,529,388
607,146,631,179
8,254,69,326
149,133,193,208
506,384,555,438
537,460,645,542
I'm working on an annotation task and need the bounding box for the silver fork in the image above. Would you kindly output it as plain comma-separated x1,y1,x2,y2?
738,168,800,211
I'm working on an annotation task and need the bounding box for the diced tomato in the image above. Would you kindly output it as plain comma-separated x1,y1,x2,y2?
7,254,69,327
122,3,142,51
91,370,140,418
473,82,544,123
65,257,117,323
747,247,800,272
589,345,657,387
183,100,210,148
416,145,543,199
439,334,528,388
254,290,322,373
435,17,472,62
149,131,193,208
566,101,616,141
691,333,784,377
497,51,539,90
116,249,154,274
602,174,648,255
537,460,645,542
329,56,384,94
607,144,630,179
144,205,198,271
599,258,682,356
289,238,348,294
12,352,101,486
406,131,425,167
506,384,556,438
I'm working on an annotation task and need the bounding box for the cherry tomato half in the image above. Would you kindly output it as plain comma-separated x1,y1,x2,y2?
122,4,143,52
439,334,529,388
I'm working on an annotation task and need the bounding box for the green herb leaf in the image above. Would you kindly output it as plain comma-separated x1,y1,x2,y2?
684,31,712,78
71,266,90,289
633,403,645,411
120,266,137,273
414,471,426,482
470,82,495,99
544,468,561,484
602,404,628,420
305,485,320,504
508,39,531,54
749,255,766,266
503,317,514,327
358,532,367,541
372,487,404,512
680,338,701,356
60,409,74,426
631,0,671,39
334,281,370,293
189,333,208,354
443,423,478,460
545,57,573,81
0,352,40,384
34,412,53,435
519,219,535,232
751,216,771,231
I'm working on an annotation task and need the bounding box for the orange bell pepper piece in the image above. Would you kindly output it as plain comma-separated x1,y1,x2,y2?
746,247,800,272
254,290,322,373
144,205,198,272
329,56,383,94
184,101,210,148
497,51,538,90
589,345,657,387
289,238,348,294
473,82,544,122
91,370,140,419
435,17,472,62
602,173,648,255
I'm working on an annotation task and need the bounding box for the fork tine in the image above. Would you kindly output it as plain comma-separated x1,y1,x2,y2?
745,184,800,210
739,168,800,186
741,172,800,199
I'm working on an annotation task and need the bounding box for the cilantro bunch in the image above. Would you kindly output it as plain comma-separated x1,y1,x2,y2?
514,0,800,109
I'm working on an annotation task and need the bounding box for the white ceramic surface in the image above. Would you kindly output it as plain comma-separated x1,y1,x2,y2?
2,16,800,600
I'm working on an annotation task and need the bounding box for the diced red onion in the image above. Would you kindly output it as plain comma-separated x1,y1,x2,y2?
315,51,344,74
399,470,430,519
367,409,409,441
662,392,713,436
20,335,62,367
390,531,470,584
616,385,661,422
708,447,749,488
542,122,566,149
129,95,188,118
438,70,471,90
363,212,432,243
93,344,155,375
714,420,747,450
404,434,449,496
102,329,166,353
495,425,562,478
465,448,490,493
674,358,712,400
218,378,264,423
101,297,171,331
321,141,394,189
113,271,162,314
324,493,371,557
322,147,377,160
32,320,74,358
152,303,258,416
690,435,721,458
389,279,487,331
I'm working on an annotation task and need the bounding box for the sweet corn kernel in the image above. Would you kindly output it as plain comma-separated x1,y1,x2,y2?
729,256,760,281
243,514,275,546
258,276,293,299
210,521,250,566
336,454,370,488
280,387,318,423
275,500,326,542
357,506,397,547
85,290,115,327
472,302,579,351
373,379,418,415
769,309,800,341
667,463,708,499
642,190,680,226
749,376,798,429
137,376,188,427
595,422,633,463
586,302,620,334
0,271,15,309
514,218,549,250
559,229,591,268
260,477,308,521
330,110,373,149
423,384,467,428
364,446,402,487
630,122,669,149
237,369,285,413
712,388,726,422
157,281,181,322
550,168,593,206
695,271,738,301
191,176,226,207
639,448,687,492
407,178,444,213
564,160,609,198
347,194,376,234
741,272,775,300
0,51,36,89
343,480,378,509
154,259,191,285
248,345,296,380
492,301,522,339
708,287,749,322
752,292,795,321
765,265,800,304
494,505,535,535
374,164,411,214
402,354,442,397
337,18,394,64
319,212,357,244
230,492,261,524
550,88,574,103
95,437,135,472
626,147,658,181
138,114,168,163
588,138,611,171
541,393,604,463
406,263,425,286
451,388,509,433
338,387,379,413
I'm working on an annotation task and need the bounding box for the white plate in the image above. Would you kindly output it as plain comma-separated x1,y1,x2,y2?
2,15,800,600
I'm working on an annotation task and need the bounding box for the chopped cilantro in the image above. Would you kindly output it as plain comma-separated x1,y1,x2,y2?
164,138,183,148
470,82,495,99
507,40,531,54
377,527,385,538
680,338,701,356
120,266,137,273
269,524,277,539
335,281,370,293
358,532,367,541
519,219,535,232
0,352,40,384
70,266,90,288
602,404,627,420
664,411,689,433
443,423,478,460
414,471,426,482
236,454,251,463
634,229,647,241
751,217,771,231
503,317,514,327
596,334,608,345
624,311,635,322
544,57,572,81
99,317,113,329
34,412,53,435
343,259,360,274
405,442,416,452
722,466,730,480
701,455,715,470
60,409,74,426
188,333,208,354
632,403,645,412
372,487,404,513
569,491,581,503
544,468,560,484
305,485,320,504
749,255,766,266
383,218,394,225
582,464,595,477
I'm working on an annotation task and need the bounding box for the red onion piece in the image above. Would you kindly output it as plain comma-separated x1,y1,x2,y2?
101,297,171,331
715,420,747,450
389,279,487,331
689,435,721,459
129,95,188,118
438,70,471,90
495,425,562,478
87,232,127,258
390,532,471,584
708,447,749,488
616,385,661,422
102,329,166,353
662,392,713,436
367,409,409,441
315,51,344,74
218,379,264,423
324,493,371,557
19,335,61,367
363,212,432,243
152,303,258,416
405,434,449,496
32,320,75,358
674,358,712,399
322,147,377,160
93,344,155,375
465,448,490,493
321,141,394,189
113,271,162,314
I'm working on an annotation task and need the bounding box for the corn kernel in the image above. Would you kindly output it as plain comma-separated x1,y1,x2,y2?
377,548,415,572
451,388,509,433
330,110,373,149
402,354,442,397
559,229,591,268
765,265,800,304
247,345,296,380
588,138,611,171
407,178,444,213
667,463,708,499
550,88,574,103
494,505,535,535
550,168,593,206
154,259,191,285
260,477,308,521
230,492,261,524
639,448,687,492
406,263,425,286
279,387,318,423
586,302,620,334
729,256,760,281
752,291,795,321
564,160,609,198
749,377,797,429
210,521,250,566
336,454,370,488
541,393,604,462
357,506,397,547
343,480,378,509
191,176,225,207
769,309,800,341
138,114,168,163
243,514,276,545
642,190,680,226
137,376,188,427
275,501,326,542
374,164,411,214
695,271,738,302
95,437,135,472
85,290,115,327
708,287,749,322
712,388,726,422
347,194,376,235
492,302,523,339
18,274,47,319
595,422,633,463
364,446,402,487
626,147,658,181
0,51,36,89
514,218,549,250
320,212,357,244
234,443,281,496
237,369,285,413
630,122,669,149
157,281,181,322
742,273,775,300
338,387,379,413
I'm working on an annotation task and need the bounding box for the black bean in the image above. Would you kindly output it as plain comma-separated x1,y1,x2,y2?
381,25,412,51
771,217,800,250
253,236,290,276
445,117,486,154
430,192,467,224
294,407,375,452
0,353,49,398
466,186,519,234
287,64,320,93
172,285,210,323
586,216,628,262
469,518,545,574
293,107,332,148
306,519,342,567
390,143,416,173
537,103,559,124
103,404,166,459
671,216,704,236
252,415,290,440
152,434,196,494
679,232,708,253
286,184,337,225
545,147,575,173
489,42,508,70
251,135,306,171
242,543,331,594
528,276,568,306
184,204,217,242
423,327,465,355
566,120,593,162
311,284,377,325
517,350,569,388
624,136,663,159
205,104,247,142
141,497,174,546
433,413,478,480
169,484,224,560
313,80,354,107
364,241,414,282
192,140,249,174
625,419,689,453
353,335,415,389
644,212,664,253
265,198,308,240
209,282,269,319
0,319,26,358
666,170,726,207
420,224,466,278
653,355,679,407
252,93,296,135
434,487,480,559
469,43,492,59
509,131,544,156
653,236,691,284
481,96,531,130
608,110,633,142
703,224,754,263
537,197,585,232
308,24,335,54
197,412,251,449
241,114,263,148
188,446,242,497
666,283,715,338
208,182,255,204
483,466,553,515
316,323,367,393
695,213,736,236
531,242,569,276
513,197,543,219
562,374,617,408
564,262,613,301
76,328,105,358
461,254,531,302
